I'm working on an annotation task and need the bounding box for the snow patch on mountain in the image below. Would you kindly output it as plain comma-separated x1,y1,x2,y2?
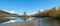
1,9,17,14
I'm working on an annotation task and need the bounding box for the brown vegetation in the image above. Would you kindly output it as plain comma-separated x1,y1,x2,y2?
33,7,60,18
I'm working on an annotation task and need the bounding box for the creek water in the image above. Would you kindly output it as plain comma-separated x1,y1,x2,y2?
0,17,60,26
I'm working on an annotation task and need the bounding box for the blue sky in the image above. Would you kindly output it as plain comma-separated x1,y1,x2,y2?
0,0,60,15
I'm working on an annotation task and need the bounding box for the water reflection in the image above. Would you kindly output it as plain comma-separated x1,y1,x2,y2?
1,18,23,24
36,18,60,26
1,17,33,24
0,17,60,26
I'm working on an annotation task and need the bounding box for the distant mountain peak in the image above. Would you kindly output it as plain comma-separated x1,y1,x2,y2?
0,9,20,17
0,9,17,14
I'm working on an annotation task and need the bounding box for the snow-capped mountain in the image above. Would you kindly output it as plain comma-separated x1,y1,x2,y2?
0,10,20,23
1,9,17,14
0,9,20,17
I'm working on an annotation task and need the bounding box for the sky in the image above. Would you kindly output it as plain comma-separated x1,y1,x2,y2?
0,0,60,15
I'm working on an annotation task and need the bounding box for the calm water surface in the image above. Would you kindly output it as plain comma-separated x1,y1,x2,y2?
36,18,60,26
0,17,60,26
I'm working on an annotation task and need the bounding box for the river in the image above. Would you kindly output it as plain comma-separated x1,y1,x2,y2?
0,17,60,26
35,18,60,26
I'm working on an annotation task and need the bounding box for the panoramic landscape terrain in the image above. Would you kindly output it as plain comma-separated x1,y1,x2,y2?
0,0,60,26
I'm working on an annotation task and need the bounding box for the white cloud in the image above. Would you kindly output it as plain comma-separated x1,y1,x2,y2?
40,9,44,12
32,11,37,14
32,9,45,15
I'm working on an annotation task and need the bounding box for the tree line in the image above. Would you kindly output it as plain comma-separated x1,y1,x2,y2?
33,7,60,19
